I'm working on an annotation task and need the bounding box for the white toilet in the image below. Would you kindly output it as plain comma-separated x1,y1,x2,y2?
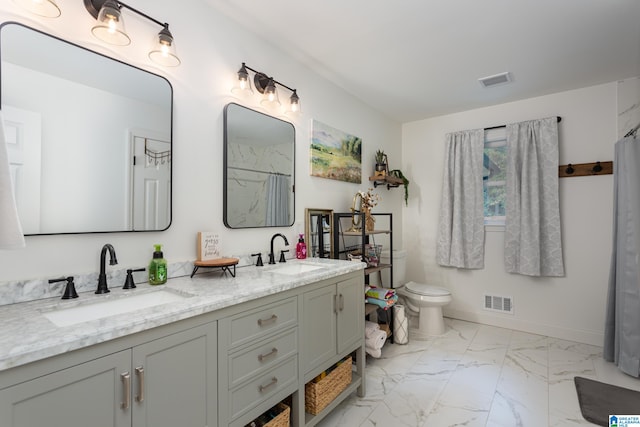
396,282,452,337
380,250,453,338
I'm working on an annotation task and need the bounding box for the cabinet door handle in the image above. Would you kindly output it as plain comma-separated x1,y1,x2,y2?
339,293,345,311
135,366,145,403
257,314,278,326
120,372,130,410
258,376,278,392
258,347,278,362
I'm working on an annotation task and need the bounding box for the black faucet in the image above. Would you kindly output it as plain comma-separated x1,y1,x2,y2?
96,244,118,294
268,233,289,264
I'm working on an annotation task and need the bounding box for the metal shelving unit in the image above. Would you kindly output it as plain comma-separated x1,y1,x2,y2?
332,212,394,342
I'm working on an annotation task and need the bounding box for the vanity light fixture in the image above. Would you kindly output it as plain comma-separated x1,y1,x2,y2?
12,0,61,18
231,63,253,95
233,62,301,115
84,0,181,66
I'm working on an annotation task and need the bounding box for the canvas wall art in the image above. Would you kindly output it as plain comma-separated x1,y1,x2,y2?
311,120,362,183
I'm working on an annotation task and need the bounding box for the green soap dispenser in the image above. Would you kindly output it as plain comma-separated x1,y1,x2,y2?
148,244,167,285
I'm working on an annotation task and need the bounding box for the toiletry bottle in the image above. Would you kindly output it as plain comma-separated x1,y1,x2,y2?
296,234,307,259
148,244,167,285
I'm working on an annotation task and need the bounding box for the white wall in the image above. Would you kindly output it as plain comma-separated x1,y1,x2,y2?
402,82,618,345
0,1,402,281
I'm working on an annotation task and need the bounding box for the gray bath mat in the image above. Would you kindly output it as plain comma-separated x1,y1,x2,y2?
574,376,640,426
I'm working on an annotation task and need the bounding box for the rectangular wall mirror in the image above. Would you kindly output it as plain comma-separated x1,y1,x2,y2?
305,208,333,258
223,103,295,228
1,22,173,235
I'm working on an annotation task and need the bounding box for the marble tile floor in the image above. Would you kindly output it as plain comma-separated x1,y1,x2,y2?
317,318,640,427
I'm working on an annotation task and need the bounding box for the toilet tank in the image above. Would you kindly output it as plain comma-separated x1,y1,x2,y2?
381,249,406,288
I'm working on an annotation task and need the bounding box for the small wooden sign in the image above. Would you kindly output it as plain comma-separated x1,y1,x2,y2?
197,232,220,261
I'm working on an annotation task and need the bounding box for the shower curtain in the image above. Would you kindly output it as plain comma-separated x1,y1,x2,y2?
265,174,290,226
604,134,640,378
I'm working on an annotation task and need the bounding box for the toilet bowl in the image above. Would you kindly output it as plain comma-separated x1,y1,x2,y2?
396,281,452,337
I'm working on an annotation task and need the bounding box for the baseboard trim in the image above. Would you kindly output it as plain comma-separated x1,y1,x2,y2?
443,308,604,346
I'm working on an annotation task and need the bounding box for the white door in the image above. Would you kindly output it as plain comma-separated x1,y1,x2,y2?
131,135,171,230
2,106,42,234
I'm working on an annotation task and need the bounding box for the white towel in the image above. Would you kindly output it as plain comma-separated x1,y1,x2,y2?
0,111,25,249
365,346,382,358
365,320,380,338
365,328,387,350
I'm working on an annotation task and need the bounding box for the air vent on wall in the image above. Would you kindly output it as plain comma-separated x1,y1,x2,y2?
478,72,512,88
484,294,514,314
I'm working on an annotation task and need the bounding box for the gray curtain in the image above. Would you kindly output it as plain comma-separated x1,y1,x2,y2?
265,174,290,226
504,117,564,277
604,135,640,377
436,129,485,269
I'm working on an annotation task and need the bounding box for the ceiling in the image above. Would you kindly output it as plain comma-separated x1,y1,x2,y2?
210,0,640,123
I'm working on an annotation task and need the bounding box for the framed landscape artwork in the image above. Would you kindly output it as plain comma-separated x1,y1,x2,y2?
311,120,362,183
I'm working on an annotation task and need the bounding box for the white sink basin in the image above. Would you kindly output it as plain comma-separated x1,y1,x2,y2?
267,262,326,276
42,290,189,327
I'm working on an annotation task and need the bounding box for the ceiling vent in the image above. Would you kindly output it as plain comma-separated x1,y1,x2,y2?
479,72,512,88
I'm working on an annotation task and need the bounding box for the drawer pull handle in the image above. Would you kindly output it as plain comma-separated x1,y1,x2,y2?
339,293,345,311
135,366,145,403
258,347,278,362
257,314,278,326
259,377,278,392
121,372,130,410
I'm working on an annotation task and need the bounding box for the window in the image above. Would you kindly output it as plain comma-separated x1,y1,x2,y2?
483,128,506,226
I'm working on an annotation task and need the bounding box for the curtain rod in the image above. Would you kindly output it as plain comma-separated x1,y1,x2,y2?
227,166,291,177
485,116,562,131
624,122,639,138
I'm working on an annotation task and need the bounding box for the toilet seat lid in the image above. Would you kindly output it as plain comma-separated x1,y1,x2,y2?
405,281,451,296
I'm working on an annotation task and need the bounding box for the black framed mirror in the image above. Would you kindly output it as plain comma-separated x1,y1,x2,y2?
223,103,295,228
1,22,173,235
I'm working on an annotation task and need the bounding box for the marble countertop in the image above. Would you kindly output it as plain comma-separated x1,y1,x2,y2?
0,258,364,372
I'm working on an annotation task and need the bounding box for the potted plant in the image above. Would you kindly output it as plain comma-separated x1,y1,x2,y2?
374,150,387,177
389,169,410,206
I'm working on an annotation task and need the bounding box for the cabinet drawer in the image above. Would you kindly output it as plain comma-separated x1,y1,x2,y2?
228,297,297,348
229,356,298,421
228,327,297,388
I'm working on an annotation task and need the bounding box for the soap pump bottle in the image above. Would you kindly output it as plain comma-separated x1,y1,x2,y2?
296,234,307,259
148,244,167,285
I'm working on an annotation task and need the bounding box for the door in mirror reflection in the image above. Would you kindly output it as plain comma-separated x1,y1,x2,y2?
0,22,173,234
224,103,295,228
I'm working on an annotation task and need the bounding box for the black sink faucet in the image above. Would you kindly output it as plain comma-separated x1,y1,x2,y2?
96,243,118,294
268,233,289,264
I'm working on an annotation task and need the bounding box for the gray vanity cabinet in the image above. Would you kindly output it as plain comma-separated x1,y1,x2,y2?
0,350,131,427
218,296,299,427
0,323,217,427
131,324,217,427
302,275,363,377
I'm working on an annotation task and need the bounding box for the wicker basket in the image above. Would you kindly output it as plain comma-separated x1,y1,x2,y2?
247,402,290,427
305,357,352,415
264,403,290,427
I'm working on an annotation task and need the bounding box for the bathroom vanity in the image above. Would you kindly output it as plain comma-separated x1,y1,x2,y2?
0,259,365,427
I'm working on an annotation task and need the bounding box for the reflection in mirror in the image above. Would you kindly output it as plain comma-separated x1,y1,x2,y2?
224,103,295,228
305,208,333,258
1,22,173,234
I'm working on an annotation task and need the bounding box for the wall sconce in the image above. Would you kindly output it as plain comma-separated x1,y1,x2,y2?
232,63,301,115
12,0,61,18
84,0,181,67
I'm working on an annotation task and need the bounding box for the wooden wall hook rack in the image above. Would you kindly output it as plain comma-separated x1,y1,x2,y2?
558,161,612,178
